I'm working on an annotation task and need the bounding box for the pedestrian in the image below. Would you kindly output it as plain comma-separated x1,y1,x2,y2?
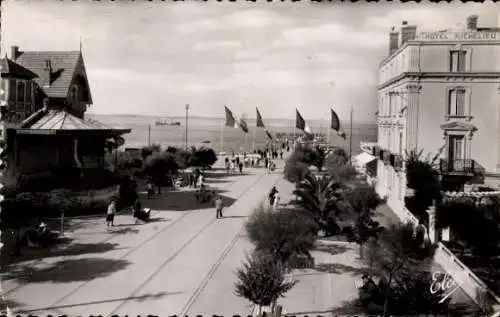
273,191,280,210
146,181,154,199
106,199,116,227
251,159,254,167
215,195,224,219
280,151,283,160
230,161,236,173
238,161,243,174
133,197,142,224
226,161,231,174
268,186,278,207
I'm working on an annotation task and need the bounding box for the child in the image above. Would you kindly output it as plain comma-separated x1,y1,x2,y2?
106,200,116,227
215,196,224,219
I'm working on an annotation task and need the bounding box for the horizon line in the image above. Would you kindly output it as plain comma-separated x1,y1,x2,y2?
87,113,376,124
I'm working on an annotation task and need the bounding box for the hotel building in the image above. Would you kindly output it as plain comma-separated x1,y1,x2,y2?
375,16,500,215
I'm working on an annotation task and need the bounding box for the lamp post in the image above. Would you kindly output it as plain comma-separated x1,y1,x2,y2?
185,104,190,150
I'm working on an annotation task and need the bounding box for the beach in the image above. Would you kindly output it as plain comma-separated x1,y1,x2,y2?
88,114,377,154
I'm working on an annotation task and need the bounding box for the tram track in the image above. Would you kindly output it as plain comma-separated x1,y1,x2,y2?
12,168,267,315
104,170,269,316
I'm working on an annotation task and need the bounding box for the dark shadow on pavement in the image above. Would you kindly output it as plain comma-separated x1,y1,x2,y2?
314,243,350,256
283,299,364,316
204,179,231,184
146,217,170,223
7,242,123,264
139,190,236,211
18,291,183,314
107,227,140,235
204,172,252,179
5,257,131,284
313,262,366,276
221,215,247,219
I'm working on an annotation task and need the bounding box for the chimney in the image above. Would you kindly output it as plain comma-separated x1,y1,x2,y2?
400,21,417,45
10,46,19,60
466,15,478,30
42,59,52,86
389,27,399,54
42,98,49,111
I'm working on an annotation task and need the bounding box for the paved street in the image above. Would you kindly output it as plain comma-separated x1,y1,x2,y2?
2,158,284,316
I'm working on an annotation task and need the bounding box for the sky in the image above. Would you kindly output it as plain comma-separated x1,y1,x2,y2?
2,1,499,122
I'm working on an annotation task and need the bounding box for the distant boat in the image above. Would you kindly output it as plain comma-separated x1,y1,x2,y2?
155,119,181,126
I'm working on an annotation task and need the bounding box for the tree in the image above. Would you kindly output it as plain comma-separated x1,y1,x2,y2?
364,223,438,316
166,146,192,169
191,147,217,168
143,151,179,187
292,172,344,235
0,192,37,255
342,183,384,258
245,204,318,265
234,252,297,316
141,144,162,160
307,146,327,172
49,189,73,236
437,196,500,257
404,149,442,224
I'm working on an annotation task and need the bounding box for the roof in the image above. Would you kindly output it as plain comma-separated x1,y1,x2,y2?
17,109,131,135
14,51,81,98
354,152,377,166
0,57,38,79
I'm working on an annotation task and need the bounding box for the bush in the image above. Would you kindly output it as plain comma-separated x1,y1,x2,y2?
190,147,218,168
143,151,179,185
141,144,162,159
245,204,318,265
437,197,500,257
234,252,297,314
404,149,441,223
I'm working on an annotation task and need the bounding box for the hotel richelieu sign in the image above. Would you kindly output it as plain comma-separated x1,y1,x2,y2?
416,31,499,41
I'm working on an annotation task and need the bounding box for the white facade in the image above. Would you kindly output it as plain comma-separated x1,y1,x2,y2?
376,19,500,213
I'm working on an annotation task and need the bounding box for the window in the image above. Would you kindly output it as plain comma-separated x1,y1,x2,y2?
447,88,466,117
388,95,393,116
450,50,466,72
448,135,465,160
399,132,403,155
16,80,25,102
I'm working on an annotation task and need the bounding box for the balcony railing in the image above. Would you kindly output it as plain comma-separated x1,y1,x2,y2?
440,158,475,175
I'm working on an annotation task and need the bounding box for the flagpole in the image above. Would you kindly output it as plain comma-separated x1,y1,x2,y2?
220,119,224,154
244,132,248,153
252,126,256,152
349,105,353,165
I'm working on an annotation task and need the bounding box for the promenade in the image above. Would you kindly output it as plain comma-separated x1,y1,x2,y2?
2,158,283,316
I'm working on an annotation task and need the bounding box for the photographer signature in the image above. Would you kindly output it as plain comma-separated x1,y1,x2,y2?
430,271,465,303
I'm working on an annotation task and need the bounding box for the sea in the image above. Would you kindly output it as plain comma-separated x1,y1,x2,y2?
87,114,378,155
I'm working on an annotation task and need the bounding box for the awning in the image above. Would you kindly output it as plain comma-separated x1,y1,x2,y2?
354,152,377,166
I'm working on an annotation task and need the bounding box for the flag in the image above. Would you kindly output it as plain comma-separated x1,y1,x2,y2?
265,129,273,140
331,108,346,139
256,107,265,128
239,117,249,133
295,109,312,134
224,106,238,128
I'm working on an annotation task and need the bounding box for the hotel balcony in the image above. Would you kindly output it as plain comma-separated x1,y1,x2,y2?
439,158,476,176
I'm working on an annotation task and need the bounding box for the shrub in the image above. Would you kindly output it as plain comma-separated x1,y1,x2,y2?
437,197,500,257
234,252,297,315
292,172,344,235
245,204,318,265
143,151,179,185
404,149,441,223
141,144,162,160
189,146,217,168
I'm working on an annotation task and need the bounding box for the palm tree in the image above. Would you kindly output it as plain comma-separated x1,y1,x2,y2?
293,172,344,235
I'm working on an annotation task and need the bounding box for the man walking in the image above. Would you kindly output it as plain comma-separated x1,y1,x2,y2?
215,195,224,219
